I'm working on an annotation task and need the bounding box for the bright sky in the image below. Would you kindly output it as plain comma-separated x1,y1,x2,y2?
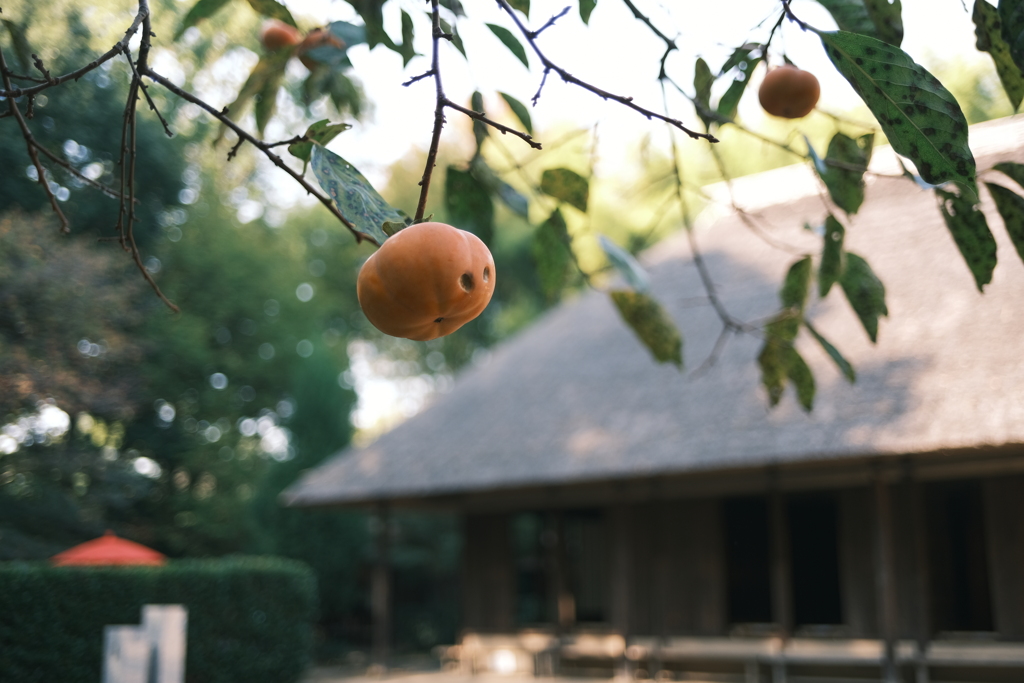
283,0,986,181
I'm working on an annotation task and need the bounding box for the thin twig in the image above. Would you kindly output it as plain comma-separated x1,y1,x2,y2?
495,0,716,143
443,98,541,149
527,6,570,39
0,45,69,232
31,54,55,84
413,0,447,223
0,6,148,98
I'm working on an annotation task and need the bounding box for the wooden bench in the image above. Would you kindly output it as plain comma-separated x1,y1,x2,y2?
455,630,557,676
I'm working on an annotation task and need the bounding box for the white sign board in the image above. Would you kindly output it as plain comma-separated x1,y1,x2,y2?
102,605,187,683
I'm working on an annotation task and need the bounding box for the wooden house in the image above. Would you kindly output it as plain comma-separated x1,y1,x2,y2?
284,117,1024,683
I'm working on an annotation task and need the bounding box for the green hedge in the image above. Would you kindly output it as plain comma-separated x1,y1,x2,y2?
0,556,317,683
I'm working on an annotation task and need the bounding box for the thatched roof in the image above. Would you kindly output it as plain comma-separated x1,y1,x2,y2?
284,116,1024,509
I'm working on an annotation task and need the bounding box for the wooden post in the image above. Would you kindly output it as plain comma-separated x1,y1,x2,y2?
908,468,931,683
873,468,899,683
608,504,631,635
371,502,392,672
769,480,791,683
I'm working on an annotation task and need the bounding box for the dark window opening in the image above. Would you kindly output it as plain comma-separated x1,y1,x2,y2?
512,512,551,626
928,481,994,633
723,496,773,624
788,493,844,626
563,509,608,624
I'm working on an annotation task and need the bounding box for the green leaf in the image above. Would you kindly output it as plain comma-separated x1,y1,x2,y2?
507,0,530,17
694,57,714,128
1000,0,1024,73
839,252,888,342
352,0,388,49
819,214,846,297
719,43,761,75
288,120,352,168
533,209,573,300
1,20,32,71
814,0,878,37
217,49,291,141
487,24,529,68
935,188,997,291
610,289,683,368
396,10,417,67
471,91,488,152
598,235,650,293
993,160,1024,188
175,0,232,40
863,0,904,47
819,132,874,214
469,157,529,217
246,0,297,26
780,256,813,312
820,31,976,197
311,145,404,246
717,57,761,121
328,21,368,48
984,182,1024,265
499,92,533,134
757,318,815,411
805,319,856,382
580,0,597,24
438,18,467,58
974,0,1024,110
445,166,495,245
540,168,589,212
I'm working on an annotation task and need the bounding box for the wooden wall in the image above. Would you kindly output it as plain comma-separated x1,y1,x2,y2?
462,512,514,631
985,475,1024,639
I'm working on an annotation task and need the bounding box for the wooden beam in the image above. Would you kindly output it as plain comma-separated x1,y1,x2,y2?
873,472,899,683
371,502,391,672
608,504,632,635
769,485,792,639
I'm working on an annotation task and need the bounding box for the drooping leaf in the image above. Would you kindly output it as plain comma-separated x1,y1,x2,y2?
303,67,364,118
438,18,466,58
717,57,761,121
780,257,813,312
935,187,997,291
805,319,856,382
352,0,389,49
814,0,878,37
580,0,597,24
897,156,937,190
610,290,683,368
246,0,297,26
804,136,829,176
757,315,815,411
984,182,1024,264
487,23,529,68
499,92,533,134
719,43,761,75
993,160,1024,188
216,49,291,141
863,0,904,47
999,0,1024,73
599,235,650,293
839,252,888,342
974,0,1024,110
540,168,589,212
507,0,530,17
533,209,572,300
471,91,488,151
693,57,714,127
288,120,352,168
175,0,232,40
329,21,368,48
253,73,283,135
819,132,874,214
1,20,32,71
820,31,976,197
441,0,465,17
469,157,529,218
311,145,404,246
445,167,494,245
396,10,417,66
819,214,846,297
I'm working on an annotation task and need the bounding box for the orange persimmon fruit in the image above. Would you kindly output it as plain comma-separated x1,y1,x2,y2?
357,222,496,341
259,20,302,52
297,28,346,70
758,65,820,119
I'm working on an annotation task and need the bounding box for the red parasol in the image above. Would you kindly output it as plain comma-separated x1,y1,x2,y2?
50,530,167,566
